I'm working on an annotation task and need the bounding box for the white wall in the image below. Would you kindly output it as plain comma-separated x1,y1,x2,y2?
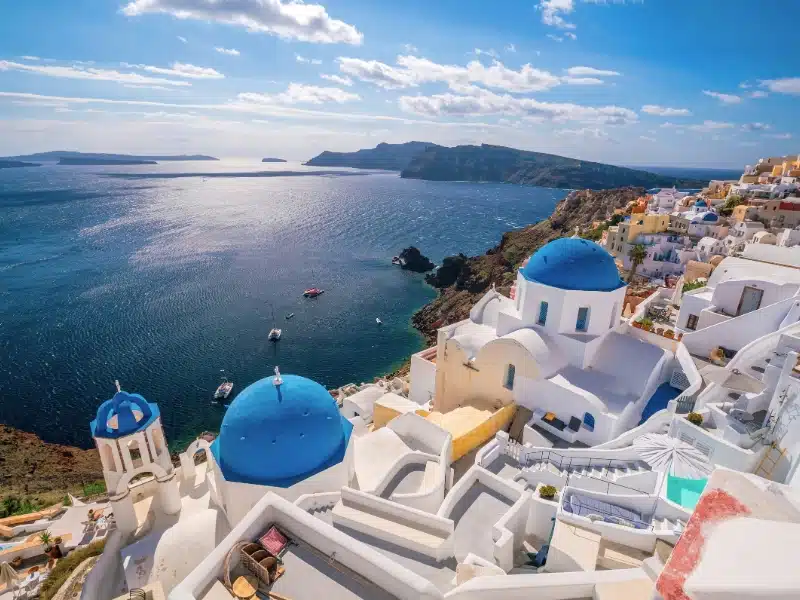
669,416,765,473
410,349,438,406
712,279,797,317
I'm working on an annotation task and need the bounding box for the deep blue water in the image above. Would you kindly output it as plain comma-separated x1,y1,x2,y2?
0,160,564,448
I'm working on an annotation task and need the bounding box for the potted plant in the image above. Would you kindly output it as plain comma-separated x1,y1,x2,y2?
632,320,643,329
39,531,61,559
539,485,557,501
664,329,675,339
640,318,654,331
10,556,23,569
687,412,703,427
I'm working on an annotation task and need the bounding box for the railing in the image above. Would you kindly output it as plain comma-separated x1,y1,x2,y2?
560,490,660,533
676,396,696,414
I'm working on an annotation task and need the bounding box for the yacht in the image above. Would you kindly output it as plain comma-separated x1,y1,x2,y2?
268,328,282,341
214,378,233,400
303,288,324,298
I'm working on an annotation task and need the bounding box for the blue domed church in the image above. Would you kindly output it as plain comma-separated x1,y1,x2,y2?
208,370,355,524
412,237,689,448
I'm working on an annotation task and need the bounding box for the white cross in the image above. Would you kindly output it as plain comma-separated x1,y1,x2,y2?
114,379,121,392
273,366,283,386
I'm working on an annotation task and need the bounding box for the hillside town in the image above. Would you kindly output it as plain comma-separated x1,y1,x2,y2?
3,154,800,600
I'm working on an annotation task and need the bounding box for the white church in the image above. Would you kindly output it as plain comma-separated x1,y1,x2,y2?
411,237,697,446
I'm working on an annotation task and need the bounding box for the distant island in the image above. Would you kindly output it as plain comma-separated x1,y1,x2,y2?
58,158,158,166
262,157,287,163
1,151,218,162
305,142,706,190
0,160,41,169
400,144,707,189
305,141,440,171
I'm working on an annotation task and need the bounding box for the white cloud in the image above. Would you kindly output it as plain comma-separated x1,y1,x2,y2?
137,62,224,79
20,55,41,61
565,66,620,77
237,83,360,105
338,55,564,94
398,86,637,125
564,32,577,40
123,84,174,91
765,132,792,140
177,36,187,43
741,122,771,132
760,77,800,95
557,127,610,140
474,48,499,58
215,47,240,56
122,0,363,45
639,135,656,142
295,54,322,65
0,59,191,87
402,43,418,54
505,43,516,53
641,105,692,117
547,34,564,42
562,77,604,85
748,90,768,99
688,120,734,132
702,90,742,104
320,73,353,86
538,0,576,30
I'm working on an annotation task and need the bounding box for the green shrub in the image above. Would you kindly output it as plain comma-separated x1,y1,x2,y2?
0,495,41,518
82,481,107,497
539,485,557,500
682,280,705,293
39,540,106,600
687,412,703,426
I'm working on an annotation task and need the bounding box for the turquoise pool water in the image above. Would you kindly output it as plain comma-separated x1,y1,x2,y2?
667,474,708,510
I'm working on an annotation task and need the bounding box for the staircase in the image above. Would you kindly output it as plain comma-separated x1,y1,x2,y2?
526,460,650,482
651,516,686,533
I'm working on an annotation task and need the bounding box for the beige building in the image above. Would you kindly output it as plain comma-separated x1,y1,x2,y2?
605,214,670,256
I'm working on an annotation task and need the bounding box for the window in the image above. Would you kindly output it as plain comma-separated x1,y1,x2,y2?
503,364,515,390
583,412,595,432
537,301,548,325
686,314,699,330
576,307,589,332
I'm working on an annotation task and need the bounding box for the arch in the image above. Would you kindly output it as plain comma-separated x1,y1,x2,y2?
583,412,595,432
152,427,165,457
114,462,169,495
185,438,213,466
101,444,117,472
127,439,144,468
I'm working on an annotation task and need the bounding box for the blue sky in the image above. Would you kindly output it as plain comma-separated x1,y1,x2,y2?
0,0,797,166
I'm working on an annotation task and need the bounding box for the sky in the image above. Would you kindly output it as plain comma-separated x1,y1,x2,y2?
0,0,798,166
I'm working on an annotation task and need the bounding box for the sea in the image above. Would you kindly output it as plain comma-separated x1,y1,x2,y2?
0,160,565,449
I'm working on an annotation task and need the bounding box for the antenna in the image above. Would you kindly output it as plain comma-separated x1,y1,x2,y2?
114,379,121,392
273,366,283,386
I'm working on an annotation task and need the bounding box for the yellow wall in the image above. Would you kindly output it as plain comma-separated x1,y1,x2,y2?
435,403,517,462
626,214,670,241
434,336,540,414
732,204,751,222
372,403,429,429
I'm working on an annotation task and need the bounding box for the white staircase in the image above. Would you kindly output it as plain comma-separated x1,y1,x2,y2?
526,460,650,482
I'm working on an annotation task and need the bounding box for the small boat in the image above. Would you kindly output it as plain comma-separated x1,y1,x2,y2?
285,313,295,320
376,318,382,325
268,328,282,341
391,256,402,265
214,378,233,400
303,288,324,298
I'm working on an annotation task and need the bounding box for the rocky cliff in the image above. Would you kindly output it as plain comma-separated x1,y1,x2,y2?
401,144,705,189
304,141,441,171
412,187,644,341
397,246,435,272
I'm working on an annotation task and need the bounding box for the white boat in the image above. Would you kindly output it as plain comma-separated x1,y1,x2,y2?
214,378,233,400
376,318,382,325
269,328,282,341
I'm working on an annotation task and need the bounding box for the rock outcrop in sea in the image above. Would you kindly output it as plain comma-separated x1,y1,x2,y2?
396,246,435,273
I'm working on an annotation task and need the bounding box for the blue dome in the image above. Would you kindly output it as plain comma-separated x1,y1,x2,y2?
521,238,625,292
91,390,159,439
702,212,718,222
211,374,352,487
694,199,707,207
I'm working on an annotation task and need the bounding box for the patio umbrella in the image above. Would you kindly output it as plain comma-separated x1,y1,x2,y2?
0,562,18,598
633,433,712,479
699,365,766,394
671,275,684,306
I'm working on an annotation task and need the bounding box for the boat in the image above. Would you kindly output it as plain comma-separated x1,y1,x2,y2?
376,318,382,325
303,288,324,298
286,313,295,320
268,328,282,341
214,377,233,400
391,256,402,265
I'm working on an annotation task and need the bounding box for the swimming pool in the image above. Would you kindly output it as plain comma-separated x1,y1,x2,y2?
667,474,708,510
0,542,20,552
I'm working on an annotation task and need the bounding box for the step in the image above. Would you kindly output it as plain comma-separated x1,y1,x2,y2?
332,500,452,558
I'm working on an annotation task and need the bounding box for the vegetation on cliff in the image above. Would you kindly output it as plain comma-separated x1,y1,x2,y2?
401,144,705,189
413,187,644,341
0,425,104,510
